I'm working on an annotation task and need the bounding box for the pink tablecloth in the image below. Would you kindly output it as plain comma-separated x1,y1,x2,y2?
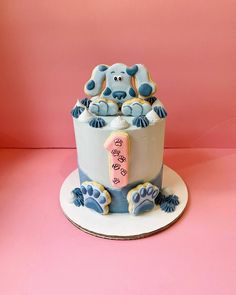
0,148,235,295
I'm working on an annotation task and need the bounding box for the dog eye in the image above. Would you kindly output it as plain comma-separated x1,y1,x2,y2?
113,76,118,81
118,76,122,81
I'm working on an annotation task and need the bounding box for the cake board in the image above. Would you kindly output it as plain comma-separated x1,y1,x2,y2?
60,165,188,240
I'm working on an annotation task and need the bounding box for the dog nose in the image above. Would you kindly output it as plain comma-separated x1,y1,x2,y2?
112,91,127,100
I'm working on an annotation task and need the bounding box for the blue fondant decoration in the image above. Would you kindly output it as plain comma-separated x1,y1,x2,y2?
93,189,100,198
155,192,179,212
134,200,154,215
160,201,176,213
99,196,106,204
139,83,152,97
86,80,95,91
103,87,112,96
89,117,106,128
80,185,87,194
80,182,110,214
153,106,167,118
71,187,84,207
84,197,103,214
112,91,127,100
98,65,108,72
140,188,147,197
165,194,179,205
128,182,159,215
154,192,165,205
133,192,140,203
81,98,91,108
126,65,138,76
87,185,93,196
78,167,163,213
145,96,157,105
133,115,149,128
129,87,136,97
71,106,85,118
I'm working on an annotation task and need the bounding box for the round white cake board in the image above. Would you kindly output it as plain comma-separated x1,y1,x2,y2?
60,165,188,240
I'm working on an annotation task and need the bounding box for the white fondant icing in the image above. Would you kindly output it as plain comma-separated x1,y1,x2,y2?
110,116,130,130
162,187,174,196
146,110,160,124
73,116,166,188
78,108,94,123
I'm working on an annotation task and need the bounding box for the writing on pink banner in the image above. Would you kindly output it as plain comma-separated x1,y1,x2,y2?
104,132,129,188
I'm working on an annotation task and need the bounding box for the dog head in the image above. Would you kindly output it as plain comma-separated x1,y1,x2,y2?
84,63,156,103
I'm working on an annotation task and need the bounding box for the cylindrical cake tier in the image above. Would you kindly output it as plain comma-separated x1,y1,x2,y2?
73,116,165,212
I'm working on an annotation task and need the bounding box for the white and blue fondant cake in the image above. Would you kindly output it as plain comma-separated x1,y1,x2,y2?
71,63,179,215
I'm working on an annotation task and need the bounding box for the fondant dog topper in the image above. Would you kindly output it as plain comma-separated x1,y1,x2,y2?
84,63,156,102
83,63,162,117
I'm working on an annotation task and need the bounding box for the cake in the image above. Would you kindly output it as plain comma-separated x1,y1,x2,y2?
71,63,179,216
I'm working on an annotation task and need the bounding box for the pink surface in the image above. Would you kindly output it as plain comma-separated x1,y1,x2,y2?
1,1,236,148
0,148,235,295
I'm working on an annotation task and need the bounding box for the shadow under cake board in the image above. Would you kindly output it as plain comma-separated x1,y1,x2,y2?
60,165,188,240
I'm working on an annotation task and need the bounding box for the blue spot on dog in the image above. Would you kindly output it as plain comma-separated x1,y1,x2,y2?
86,80,95,91
126,65,138,76
129,87,136,97
103,87,112,96
98,65,108,71
139,83,152,97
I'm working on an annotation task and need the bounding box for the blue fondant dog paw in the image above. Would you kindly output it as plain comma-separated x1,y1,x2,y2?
127,183,159,215
121,98,152,117
80,181,111,214
89,98,118,116
153,106,167,118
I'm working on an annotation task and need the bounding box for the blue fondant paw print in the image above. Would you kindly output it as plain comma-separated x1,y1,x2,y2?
89,98,119,116
121,98,152,117
80,181,111,214
127,183,159,215
153,106,167,118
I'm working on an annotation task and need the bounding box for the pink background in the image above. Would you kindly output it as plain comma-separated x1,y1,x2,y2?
1,2,236,295
1,0,236,148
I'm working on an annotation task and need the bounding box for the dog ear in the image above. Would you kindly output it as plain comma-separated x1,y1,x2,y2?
84,65,108,96
126,65,138,76
133,64,156,97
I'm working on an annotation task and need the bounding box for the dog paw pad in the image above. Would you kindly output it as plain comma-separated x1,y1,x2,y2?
81,181,111,214
127,183,159,215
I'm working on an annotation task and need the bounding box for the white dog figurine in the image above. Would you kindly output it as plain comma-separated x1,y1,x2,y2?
83,63,166,117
